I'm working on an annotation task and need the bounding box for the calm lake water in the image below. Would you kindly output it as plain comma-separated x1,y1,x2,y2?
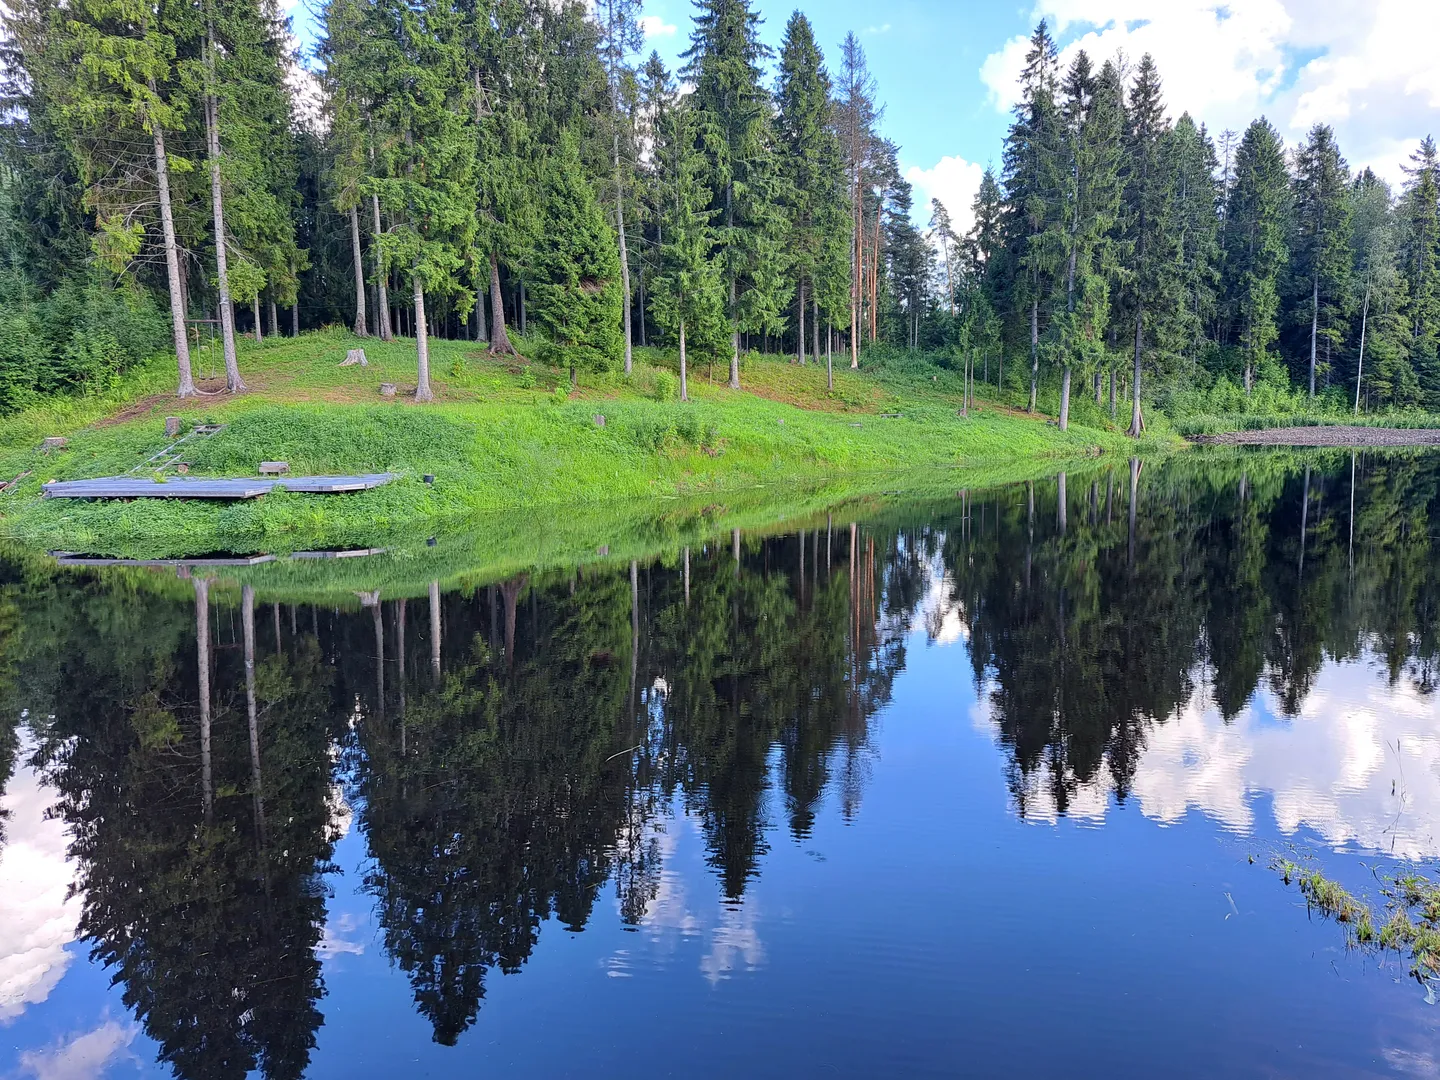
3,450,1440,1078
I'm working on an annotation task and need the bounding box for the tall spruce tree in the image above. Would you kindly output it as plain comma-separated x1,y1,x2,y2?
836,32,878,369
683,0,790,388
649,86,726,401
1049,51,1122,430
1117,53,1172,435
47,0,198,395
930,198,959,316
530,132,624,385
1001,21,1062,413
1157,113,1220,376
1223,118,1290,394
775,12,844,367
1399,137,1440,404
366,0,477,400
1349,169,1415,409
1290,123,1352,396
595,0,641,374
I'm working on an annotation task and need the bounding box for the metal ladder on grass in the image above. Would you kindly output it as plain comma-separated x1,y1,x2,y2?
129,424,228,475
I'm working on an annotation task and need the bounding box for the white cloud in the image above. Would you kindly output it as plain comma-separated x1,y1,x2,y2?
979,0,1439,187
317,912,367,959
18,1020,139,1080
0,742,82,1024
863,23,892,36
638,15,677,38
1130,658,1440,858
976,648,1440,858
904,155,986,237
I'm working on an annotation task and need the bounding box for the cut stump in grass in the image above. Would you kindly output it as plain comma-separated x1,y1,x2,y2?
341,349,368,367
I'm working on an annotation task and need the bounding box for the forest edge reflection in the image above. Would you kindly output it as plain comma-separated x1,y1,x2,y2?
0,449,1437,1075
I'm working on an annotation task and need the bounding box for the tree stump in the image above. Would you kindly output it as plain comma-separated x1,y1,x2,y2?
341,348,368,367
165,416,183,437
379,383,397,397
41,437,68,452
593,414,606,428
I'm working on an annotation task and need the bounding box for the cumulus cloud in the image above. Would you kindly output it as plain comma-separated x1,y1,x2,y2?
317,912,368,959
1129,660,1440,858
904,155,986,238
0,745,82,1024
638,15,677,38
975,649,1440,858
18,1020,139,1080
979,0,1440,186
863,24,892,36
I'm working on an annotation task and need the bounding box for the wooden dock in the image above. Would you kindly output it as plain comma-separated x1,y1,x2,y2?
42,472,396,500
52,553,278,568
51,547,387,567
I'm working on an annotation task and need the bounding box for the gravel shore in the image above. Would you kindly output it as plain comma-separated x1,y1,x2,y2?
1191,426,1440,447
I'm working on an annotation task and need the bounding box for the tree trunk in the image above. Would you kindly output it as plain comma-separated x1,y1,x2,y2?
615,124,632,375
252,296,263,344
638,269,647,347
812,295,820,370
870,211,881,341
195,576,212,821
414,271,433,401
827,321,834,390
1309,270,1319,398
1028,297,1039,413
371,194,392,340
429,580,441,679
1094,369,1102,404
961,350,969,419
349,203,368,336
729,277,740,389
797,279,806,365
267,297,277,338
1129,307,1145,437
488,251,519,356
242,585,265,845
291,303,298,337
679,317,688,402
1128,457,1139,569
1059,365,1071,431
203,75,244,392
152,117,196,397
852,172,862,370
1355,280,1370,415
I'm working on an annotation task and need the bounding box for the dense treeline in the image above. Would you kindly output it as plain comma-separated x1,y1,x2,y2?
2,3,1438,426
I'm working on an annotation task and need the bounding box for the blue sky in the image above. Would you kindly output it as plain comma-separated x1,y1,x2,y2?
633,0,1022,182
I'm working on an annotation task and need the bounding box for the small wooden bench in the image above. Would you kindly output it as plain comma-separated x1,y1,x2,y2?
258,461,290,476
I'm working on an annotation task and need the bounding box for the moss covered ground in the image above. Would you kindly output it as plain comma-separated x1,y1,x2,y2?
0,328,1178,556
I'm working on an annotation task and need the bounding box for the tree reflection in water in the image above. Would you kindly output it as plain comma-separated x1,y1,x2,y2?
0,450,1436,1070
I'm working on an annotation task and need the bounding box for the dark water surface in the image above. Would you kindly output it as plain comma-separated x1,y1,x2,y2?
3,451,1440,1078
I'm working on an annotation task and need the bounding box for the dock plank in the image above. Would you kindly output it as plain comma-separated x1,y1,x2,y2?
52,553,278,567
42,472,395,500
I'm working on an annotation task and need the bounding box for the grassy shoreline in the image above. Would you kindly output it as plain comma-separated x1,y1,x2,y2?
1,328,1179,557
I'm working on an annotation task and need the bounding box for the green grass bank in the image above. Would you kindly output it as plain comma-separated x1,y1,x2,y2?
0,328,1179,556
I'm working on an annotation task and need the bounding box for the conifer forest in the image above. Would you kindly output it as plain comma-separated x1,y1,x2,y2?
3,4,1439,431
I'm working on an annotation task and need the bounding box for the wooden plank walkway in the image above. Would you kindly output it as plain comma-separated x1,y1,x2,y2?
51,548,390,568
42,472,396,500
52,553,278,567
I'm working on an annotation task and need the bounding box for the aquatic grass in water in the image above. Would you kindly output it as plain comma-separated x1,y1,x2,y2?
1268,858,1440,979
